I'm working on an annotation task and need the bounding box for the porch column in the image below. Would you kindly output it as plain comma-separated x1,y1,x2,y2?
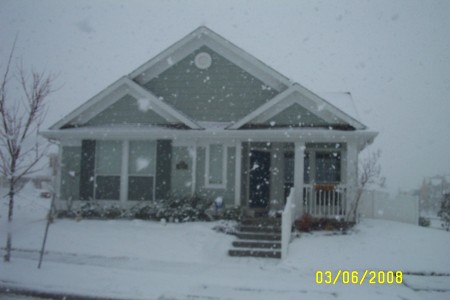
234,141,242,207
120,140,129,204
346,141,359,217
294,141,305,219
190,143,197,196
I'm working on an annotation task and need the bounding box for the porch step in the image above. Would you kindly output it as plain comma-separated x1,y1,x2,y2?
232,240,281,249
238,225,281,233
229,217,283,259
240,217,281,226
235,232,281,241
229,249,281,259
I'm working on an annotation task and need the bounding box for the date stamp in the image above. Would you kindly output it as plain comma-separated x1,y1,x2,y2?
315,270,403,285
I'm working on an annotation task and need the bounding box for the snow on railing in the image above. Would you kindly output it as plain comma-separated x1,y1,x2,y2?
303,184,347,217
281,187,295,259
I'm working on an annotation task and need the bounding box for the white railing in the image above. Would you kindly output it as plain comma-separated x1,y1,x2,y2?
303,184,347,217
281,187,295,259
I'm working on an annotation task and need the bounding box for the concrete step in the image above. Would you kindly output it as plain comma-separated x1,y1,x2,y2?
240,217,281,226
229,249,281,259
235,232,281,241
238,225,281,233
232,240,281,249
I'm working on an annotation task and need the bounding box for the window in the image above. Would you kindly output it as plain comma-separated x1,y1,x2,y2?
95,141,122,200
128,141,156,200
315,152,341,183
206,144,227,188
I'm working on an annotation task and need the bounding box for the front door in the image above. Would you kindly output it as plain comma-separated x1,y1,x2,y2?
249,150,271,208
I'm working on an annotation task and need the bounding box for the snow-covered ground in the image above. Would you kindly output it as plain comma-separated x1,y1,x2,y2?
1,183,449,300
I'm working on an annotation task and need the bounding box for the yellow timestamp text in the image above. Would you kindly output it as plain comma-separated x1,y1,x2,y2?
315,270,403,285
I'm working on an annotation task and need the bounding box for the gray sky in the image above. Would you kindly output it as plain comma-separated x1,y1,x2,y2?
1,0,449,193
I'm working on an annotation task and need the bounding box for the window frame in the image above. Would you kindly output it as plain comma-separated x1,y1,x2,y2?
94,140,123,200
305,144,343,185
205,143,227,189
127,140,156,201
314,151,341,184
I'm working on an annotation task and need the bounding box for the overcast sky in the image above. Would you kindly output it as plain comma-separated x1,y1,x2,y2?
1,0,449,193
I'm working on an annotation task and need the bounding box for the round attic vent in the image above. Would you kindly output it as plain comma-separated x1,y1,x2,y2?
194,52,212,69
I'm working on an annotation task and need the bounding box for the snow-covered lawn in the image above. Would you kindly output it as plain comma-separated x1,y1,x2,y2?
1,184,449,300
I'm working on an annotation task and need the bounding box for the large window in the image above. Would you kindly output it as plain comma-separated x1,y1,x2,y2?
315,151,341,183
95,141,122,200
283,148,341,190
206,144,227,188
128,141,156,200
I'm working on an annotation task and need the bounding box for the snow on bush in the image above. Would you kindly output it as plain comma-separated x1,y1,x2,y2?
56,196,242,223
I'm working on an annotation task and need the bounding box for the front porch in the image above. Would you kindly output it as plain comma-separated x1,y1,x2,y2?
238,141,357,220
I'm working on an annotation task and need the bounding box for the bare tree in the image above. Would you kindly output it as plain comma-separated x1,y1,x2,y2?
347,149,385,222
1,40,54,262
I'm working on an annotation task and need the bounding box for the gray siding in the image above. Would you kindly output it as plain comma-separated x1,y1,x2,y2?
144,46,279,122
60,146,81,201
86,95,169,126
264,103,327,127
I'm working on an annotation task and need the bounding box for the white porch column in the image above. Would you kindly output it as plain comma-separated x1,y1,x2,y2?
190,143,197,196
346,141,359,217
294,141,305,219
56,143,63,209
120,140,129,204
234,141,242,207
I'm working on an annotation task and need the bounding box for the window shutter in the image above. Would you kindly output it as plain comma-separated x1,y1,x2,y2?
155,140,172,200
79,140,96,200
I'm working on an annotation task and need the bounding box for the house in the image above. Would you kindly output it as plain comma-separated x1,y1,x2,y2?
42,26,377,221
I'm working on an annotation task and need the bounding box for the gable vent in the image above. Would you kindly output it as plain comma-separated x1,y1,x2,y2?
194,52,212,69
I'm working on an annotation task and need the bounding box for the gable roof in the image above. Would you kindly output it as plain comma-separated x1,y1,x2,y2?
48,26,370,134
49,77,201,130
129,26,291,92
228,84,367,130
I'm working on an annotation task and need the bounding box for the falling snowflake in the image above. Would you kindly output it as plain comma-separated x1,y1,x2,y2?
136,157,150,172
137,98,152,112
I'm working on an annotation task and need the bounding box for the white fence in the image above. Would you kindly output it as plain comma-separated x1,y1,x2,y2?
303,184,347,217
359,190,419,225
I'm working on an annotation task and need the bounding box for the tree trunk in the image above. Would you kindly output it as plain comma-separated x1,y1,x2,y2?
347,187,364,223
4,177,15,262
352,188,363,222
4,232,12,262
8,179,14,222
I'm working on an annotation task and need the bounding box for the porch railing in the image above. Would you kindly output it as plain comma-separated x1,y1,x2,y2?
281,187,295,259
302,184,347,217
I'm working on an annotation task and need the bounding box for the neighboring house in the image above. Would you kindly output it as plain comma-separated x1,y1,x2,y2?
42,26,377,219
419,175,450,213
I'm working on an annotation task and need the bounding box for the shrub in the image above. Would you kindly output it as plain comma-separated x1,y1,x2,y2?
56,196,229,223
295,213,314,232
438,193,450,231
295,213,355,232
418,217,431,227
220,207,242,221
